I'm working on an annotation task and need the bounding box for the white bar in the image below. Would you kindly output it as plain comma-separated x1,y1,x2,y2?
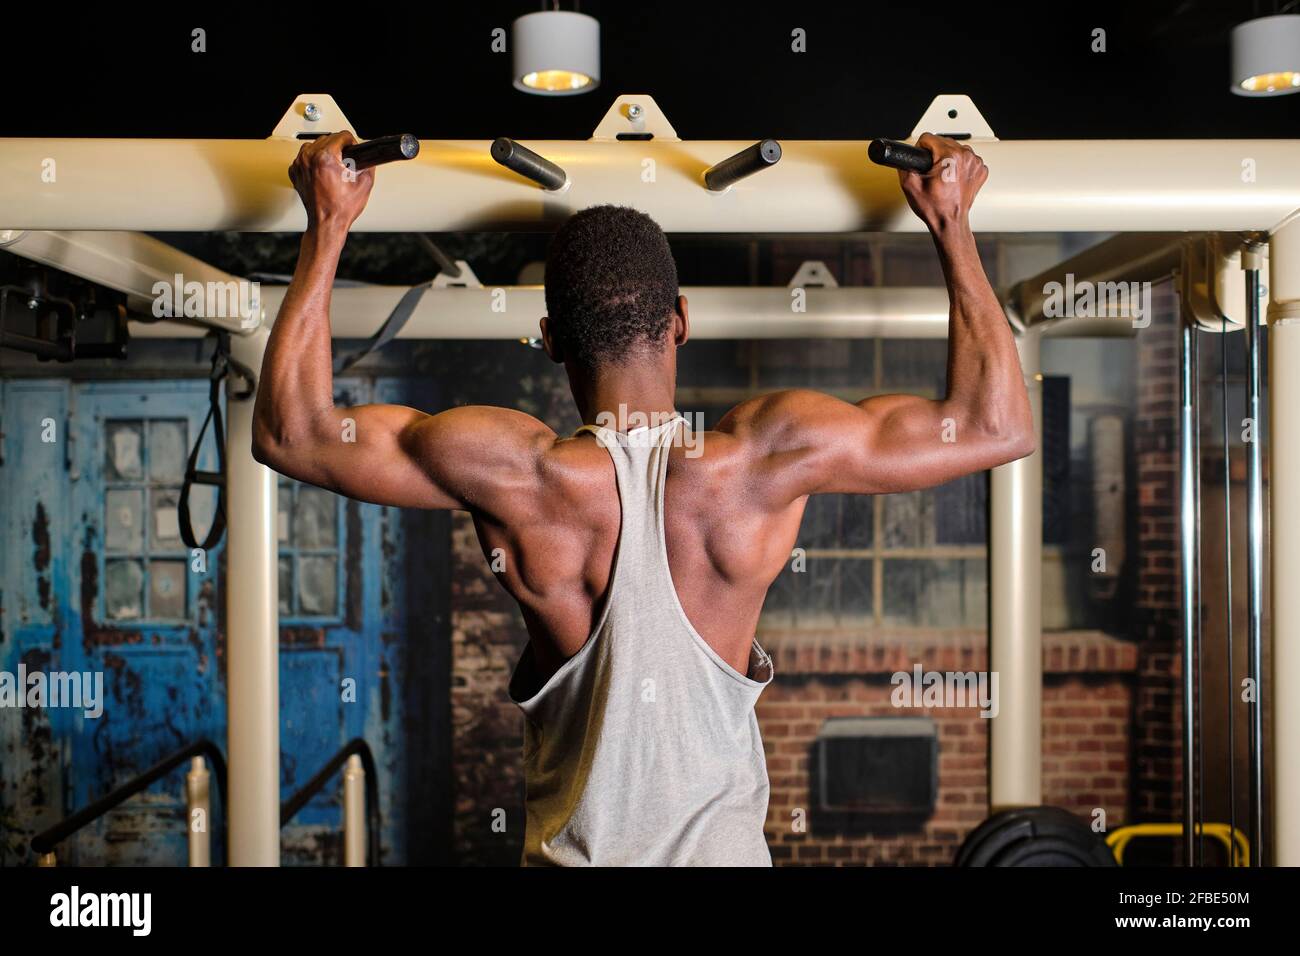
1270,219,1300,867
186,756,211,867
0,230,254,334
989,331,1044,812
129,285,953,340
225,326,280,866
1,138,1297,232
343,754,366,868
125,283,1137,342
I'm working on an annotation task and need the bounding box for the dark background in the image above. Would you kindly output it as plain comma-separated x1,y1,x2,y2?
3,1,1297,141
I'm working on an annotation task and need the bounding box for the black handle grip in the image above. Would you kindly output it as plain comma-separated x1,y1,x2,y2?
703,139,782,191
341,134,420,171
491,138,568,191
868,138,934,173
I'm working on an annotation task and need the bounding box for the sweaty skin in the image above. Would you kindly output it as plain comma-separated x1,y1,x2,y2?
254,131,1034,680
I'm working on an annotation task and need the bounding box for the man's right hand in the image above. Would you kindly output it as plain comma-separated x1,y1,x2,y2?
898,133,988,232
288,131,376,231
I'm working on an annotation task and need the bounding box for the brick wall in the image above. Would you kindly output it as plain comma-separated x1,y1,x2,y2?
756,630,1135,865
1132,282,1184,825
449,512,528,865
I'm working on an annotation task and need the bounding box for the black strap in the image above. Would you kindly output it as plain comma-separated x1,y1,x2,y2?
332,281,432,374
179,332,253,552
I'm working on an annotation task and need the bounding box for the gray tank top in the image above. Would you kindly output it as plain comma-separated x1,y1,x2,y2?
508,415,774,866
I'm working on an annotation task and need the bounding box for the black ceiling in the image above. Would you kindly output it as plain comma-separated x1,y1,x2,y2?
4,1,1295,141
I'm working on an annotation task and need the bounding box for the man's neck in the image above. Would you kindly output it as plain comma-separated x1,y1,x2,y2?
572,362,676,432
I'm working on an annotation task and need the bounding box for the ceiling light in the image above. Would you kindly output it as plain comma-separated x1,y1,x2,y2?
512,11,600,96
1231,14,1300,97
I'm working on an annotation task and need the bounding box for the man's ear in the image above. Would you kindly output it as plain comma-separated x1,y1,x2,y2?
539,316,564,363
674,295,690,347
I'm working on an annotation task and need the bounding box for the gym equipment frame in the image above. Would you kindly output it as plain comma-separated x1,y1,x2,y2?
1,93,1296,867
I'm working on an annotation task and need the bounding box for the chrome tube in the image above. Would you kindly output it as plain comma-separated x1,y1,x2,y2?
1222,327,1239,866
1243,260,1266,866
1179,323,1198,866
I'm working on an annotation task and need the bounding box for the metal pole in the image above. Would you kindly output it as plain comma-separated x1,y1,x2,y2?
989,330,1043,812
186,756,211,867
343,754,366,867
1222,323,1239,866
226,326,281,866
1242,247,1265,866
1194,329,1205,867
1179,323,1197,866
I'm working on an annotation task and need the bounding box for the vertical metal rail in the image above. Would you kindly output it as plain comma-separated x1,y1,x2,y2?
1243,255,1266,866
226,327,281,866
343,754,367,868
1193,329,1205,866
186,756,212,867
1179,324,1198,866
1222,325,1238,866
988,330,1044,812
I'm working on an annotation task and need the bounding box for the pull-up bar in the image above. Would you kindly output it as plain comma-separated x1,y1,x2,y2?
2,137,1297,233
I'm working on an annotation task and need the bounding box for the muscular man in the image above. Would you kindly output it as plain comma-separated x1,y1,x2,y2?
254,132,1033,866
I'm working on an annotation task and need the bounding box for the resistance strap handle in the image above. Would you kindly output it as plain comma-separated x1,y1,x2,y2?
332,280,433,374
179,332,250,552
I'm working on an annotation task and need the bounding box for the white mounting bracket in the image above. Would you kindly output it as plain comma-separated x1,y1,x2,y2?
909,94,997,141
271,94,358,140
1182,235,1270,331
590,94,680,142
433,260,482,289
787,260,839,289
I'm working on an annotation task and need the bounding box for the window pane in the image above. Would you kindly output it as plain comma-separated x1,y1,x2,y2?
883,558,985,628
754,340,871,389
840,494,874,549
150,488,183,550
838,558,874,617
297,555,337,616
150,560,187,618
278,556,293,615
801,495,874,551
293,487,337,549
104,489,144,552
880,340,946,393
105,421,144,480
934,472,987,545
278,486,292,545
800,495,840,550
148,420,188,483
883,491,934,549
105,558,144,619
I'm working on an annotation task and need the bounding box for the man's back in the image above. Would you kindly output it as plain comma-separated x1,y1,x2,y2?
505,415,776,865
472,415,807,683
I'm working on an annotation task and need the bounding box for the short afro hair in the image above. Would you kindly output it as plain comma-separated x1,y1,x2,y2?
544,205,679,369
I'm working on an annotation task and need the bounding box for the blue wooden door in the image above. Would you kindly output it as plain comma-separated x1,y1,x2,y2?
1,374,446,865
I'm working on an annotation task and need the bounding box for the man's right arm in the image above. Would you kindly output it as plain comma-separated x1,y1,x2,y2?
252,132,555,516
719,134,1034,506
